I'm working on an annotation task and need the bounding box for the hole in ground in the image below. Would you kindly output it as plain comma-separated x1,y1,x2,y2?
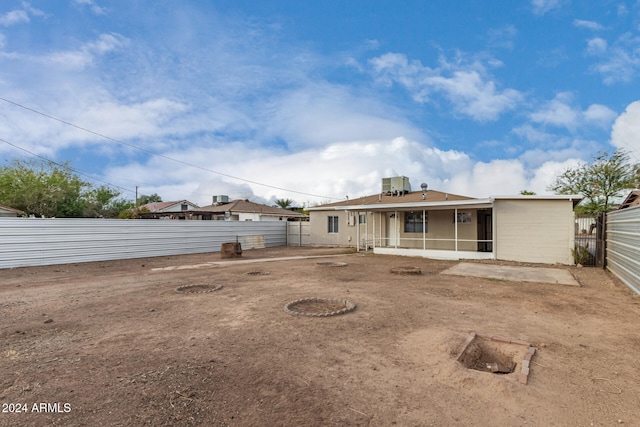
458,337,526,375
284,298,356,317
316,261,348,267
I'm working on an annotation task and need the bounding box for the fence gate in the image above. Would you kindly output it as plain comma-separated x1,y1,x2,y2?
574,214,605,267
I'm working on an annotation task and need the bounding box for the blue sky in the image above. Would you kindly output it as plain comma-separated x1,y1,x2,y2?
1,0,639,207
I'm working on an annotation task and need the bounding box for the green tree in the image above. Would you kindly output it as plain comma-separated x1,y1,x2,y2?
137,193,163,206
0,159,129,218
0,159,90,217
520,190,536,195
548,150,640,215
274,198,295,209
83,186,135,218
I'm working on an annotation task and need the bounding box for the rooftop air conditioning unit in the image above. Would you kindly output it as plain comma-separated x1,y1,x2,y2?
212,195,230,204
382,176,411,194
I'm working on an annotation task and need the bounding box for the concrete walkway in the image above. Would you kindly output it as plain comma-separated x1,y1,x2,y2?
151,254,346,271
441,263,580,286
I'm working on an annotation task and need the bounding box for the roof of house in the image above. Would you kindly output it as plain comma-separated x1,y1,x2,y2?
316,189,473,208
617,190,640,209
195,199,307,218
138,200,198,212
309,190,583,211
0,204,25,215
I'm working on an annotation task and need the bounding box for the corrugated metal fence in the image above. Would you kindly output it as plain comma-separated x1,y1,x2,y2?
606,205,640,295
0,218,287,269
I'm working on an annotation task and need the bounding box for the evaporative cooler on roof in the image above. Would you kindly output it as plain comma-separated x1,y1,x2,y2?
382,176,411,194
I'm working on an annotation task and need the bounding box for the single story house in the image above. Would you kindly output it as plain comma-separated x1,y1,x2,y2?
617,190,640,210
0,204,25,218
137,200,199,219
192,199,307,221
308,178,581,264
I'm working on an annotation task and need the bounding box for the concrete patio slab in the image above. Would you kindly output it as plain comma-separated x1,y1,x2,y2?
441,262,580,286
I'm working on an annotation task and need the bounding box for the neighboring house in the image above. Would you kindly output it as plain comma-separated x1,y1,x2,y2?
0,204,25,218
308,177,581,265
137,200,199,219
193,198,307,221
617,190,640,210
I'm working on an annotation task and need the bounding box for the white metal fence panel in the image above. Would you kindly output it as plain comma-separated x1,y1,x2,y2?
287,222,310,246
0,218,287,269
606,206,640,295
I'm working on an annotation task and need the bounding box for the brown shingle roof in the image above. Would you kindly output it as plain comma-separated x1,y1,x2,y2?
316,190,473,208
138,200,196,212
195,199,307,217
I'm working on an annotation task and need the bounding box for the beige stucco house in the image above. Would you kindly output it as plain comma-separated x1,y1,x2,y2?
308,180,581,265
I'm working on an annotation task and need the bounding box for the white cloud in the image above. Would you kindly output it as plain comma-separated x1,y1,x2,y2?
587,37,608,55
45,33,127,69
73,0,107,15
529,92,579,130
590,33,640,84
487,25,518,50
425,70,522,121
583,104,617,127
573,19,604,31
611,101,640,159
263,82,424,150
0,9,29,26
370,52,522,121
529,92,616,131
531,0,564,15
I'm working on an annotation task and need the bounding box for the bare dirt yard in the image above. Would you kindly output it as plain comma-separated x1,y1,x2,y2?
1,246,640,426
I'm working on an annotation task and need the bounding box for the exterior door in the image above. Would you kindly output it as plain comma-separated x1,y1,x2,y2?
386,213,398,247
477,209,492,252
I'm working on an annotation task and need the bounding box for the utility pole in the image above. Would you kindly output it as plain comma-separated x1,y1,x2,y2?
135,186,138,207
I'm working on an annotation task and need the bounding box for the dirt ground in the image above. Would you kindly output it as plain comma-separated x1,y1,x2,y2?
1,246,640,427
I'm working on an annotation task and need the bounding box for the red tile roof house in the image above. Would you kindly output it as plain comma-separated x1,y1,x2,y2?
0,204,25,217
307,176,582,265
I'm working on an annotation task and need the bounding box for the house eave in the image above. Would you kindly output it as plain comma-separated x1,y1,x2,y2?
309,198,494,212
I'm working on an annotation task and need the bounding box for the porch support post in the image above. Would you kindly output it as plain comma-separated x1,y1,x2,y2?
373,212,376,248
394,210,398,249
492,206,497,259
454,208,459,252
356,211,360,253
423,209,426,250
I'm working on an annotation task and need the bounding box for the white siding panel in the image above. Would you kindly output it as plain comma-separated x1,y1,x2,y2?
0,218,286,269
494,200,574,264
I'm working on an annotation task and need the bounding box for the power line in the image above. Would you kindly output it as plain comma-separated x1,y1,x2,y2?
0,96,340,200
0,137,136,195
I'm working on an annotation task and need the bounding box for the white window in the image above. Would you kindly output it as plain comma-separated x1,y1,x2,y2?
328,216,339,233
